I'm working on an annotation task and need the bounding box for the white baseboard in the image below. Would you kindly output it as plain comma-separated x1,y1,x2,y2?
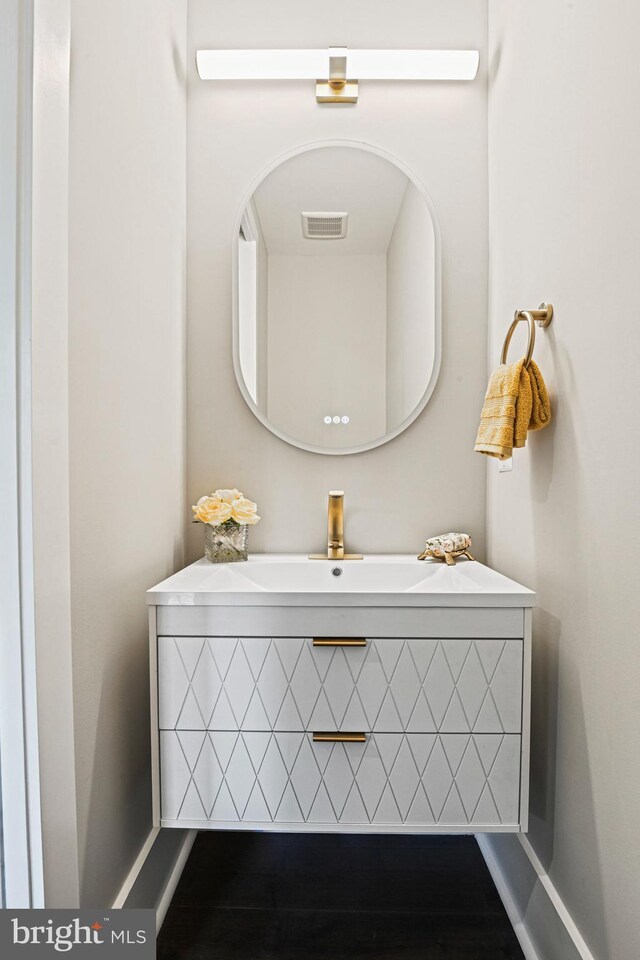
477,834,596,960
111,827,197,933
477,835,543,960
155,830,196,931
112,827,161,909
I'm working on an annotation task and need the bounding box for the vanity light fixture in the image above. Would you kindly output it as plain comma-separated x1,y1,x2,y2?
196,47,480,104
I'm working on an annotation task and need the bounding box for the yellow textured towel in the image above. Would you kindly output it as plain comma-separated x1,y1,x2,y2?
475,359,551,459
527,360,551,432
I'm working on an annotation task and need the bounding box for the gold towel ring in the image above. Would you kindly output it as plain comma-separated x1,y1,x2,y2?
501,310,536,368
500,303,553,368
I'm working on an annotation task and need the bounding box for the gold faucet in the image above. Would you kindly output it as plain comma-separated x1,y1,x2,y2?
309,491,363,560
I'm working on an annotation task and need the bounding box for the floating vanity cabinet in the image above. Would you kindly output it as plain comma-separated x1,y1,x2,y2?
148,556,534,834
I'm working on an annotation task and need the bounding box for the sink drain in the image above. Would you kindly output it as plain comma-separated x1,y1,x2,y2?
331,566,343,577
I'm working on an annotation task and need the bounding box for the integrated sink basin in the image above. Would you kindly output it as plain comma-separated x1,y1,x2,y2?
147,554,535,607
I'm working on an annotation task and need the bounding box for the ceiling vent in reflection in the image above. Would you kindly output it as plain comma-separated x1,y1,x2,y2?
301,212,349,240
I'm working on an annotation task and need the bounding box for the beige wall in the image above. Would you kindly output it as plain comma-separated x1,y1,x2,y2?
30,0,80,907
485,3,640,958
68,0,187,907
386,181,436,428
267,254,387,449
187,0,488,558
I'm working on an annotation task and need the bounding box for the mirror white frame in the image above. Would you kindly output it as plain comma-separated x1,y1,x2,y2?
231,139,442,456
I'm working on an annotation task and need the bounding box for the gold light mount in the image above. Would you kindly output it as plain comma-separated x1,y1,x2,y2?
316,47,358,104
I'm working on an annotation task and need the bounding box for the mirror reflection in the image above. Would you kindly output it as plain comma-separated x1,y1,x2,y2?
236,145,439,453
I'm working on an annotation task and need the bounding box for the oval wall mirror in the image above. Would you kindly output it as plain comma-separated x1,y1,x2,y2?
233,142,441,455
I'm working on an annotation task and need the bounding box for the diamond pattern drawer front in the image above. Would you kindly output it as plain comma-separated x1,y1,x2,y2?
159,730,521,827
158,636,523,735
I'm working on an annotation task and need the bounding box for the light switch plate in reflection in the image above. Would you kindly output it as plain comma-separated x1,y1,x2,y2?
498,457,513,473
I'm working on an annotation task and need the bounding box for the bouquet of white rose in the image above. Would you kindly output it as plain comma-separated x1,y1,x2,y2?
192,488,260,562
192,488,260,527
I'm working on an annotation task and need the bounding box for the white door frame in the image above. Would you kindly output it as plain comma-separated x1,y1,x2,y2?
0,0,44,909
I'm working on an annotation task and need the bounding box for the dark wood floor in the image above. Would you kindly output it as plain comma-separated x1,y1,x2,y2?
157,832,524,960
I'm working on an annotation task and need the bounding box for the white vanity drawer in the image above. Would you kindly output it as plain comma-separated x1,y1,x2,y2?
159,730,521,829
158,636,523,735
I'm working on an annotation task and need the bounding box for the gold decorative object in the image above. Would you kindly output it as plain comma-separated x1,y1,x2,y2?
418,532,475,566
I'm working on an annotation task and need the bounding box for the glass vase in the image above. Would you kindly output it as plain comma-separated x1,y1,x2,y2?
204,520,249,563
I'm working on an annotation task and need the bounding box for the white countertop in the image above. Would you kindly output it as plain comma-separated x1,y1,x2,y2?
146,554,535,608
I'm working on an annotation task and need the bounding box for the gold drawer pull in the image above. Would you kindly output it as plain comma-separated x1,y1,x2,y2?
312,637,367,647
312,731,367,743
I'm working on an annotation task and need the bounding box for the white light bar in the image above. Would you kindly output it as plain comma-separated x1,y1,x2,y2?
196,49,327,80
349,50,479,80
196,48,479,82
